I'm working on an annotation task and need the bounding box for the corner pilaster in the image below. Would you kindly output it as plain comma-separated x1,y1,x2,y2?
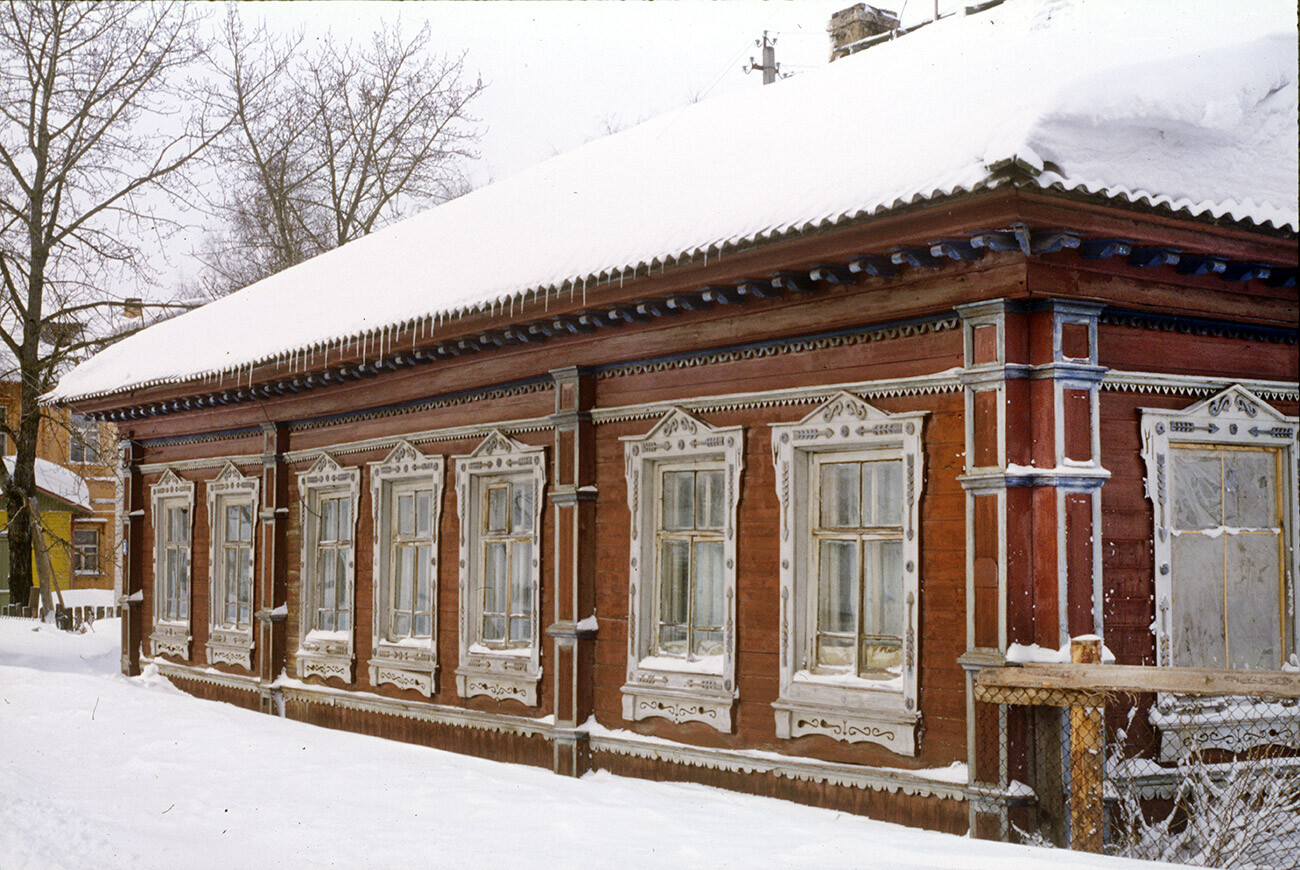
547,366,597,776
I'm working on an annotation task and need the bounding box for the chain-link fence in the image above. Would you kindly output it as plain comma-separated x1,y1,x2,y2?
972,644,1300,869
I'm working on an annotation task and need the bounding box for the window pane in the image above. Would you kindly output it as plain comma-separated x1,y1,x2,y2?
397,494,415,537
319,499,336,542
484,542,507,613
820,464,859,529
817,636,853,669
693,540,724,630
319,609,335,632
487,486,508,532
1225,532,1282,670
173,507,189,543
512,541,532,619
396,546,415,611
662,472,694,531
482,615,505,642
1171,449,1222,530
394,613,411,637
871,540,904,638
414,613,433,638
1224,449,1278,529
239,504,254,542
510,617,531,643
875,461,903,527
658,625,687,657
337,499,351,543
659,540,689,627
226,504,241,542
415,545,432,611
1171,532,1225,668
818,539,857,635
336,606,350,632
693,630,723,658
321,548,338,611
512,482,534,534
697,470,725,531
415,490,432,536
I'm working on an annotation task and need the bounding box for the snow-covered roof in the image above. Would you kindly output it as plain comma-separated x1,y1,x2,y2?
4,456,93,512
49,0,1299,405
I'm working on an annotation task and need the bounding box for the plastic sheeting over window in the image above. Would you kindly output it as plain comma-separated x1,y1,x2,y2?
1170,446,1283,670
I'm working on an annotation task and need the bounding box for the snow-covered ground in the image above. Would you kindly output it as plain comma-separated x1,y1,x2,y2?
0,619,1166,869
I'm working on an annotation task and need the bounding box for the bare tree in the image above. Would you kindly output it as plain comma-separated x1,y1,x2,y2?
202,12,483,296
0,0,221,609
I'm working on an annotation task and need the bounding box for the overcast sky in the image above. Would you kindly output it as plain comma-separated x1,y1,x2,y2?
160,0,958,294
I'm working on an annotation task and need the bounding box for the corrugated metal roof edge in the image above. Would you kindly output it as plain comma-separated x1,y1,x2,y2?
47,178,1296,408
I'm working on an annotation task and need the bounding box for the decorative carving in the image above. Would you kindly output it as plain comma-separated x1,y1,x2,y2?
205,462,259,671
620,408,743,733
452,432,545,706
770,393,926,753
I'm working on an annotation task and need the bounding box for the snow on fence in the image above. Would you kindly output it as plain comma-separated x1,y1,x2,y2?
973,638,1300,868
0,603,120,631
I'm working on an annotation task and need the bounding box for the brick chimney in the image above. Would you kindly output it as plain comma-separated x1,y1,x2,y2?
828,4,900,61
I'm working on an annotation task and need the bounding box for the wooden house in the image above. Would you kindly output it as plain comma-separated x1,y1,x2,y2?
49,0,1297,836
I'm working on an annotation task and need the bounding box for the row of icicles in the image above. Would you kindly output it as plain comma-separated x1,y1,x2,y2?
189,241,734,392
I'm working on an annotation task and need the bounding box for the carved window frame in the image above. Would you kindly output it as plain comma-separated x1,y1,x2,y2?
205,462,260,669
295,454,361,683
1141,385,1298,758
771,392,926,755
620,408,744,731
453,431,546,706
150,469,195,660
368,441,444,695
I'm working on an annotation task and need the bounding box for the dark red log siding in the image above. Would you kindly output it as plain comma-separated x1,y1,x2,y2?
593,750,968,834
284,698,552,769
589,328,968,771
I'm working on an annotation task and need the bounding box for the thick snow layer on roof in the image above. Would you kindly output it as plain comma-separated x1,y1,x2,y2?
4,456,92,512
50,0,1298,404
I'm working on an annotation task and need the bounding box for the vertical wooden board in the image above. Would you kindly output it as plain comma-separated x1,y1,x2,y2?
1063,389,1091,463
1028,486,1058,646
1065,493,1095,637
973,493,999,649
972,390,998,468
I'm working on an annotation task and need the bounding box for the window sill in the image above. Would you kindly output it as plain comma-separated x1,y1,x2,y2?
621,682,735,731
369,640,437,695
773,698,919,755
206,628,253,669
149,622,191,659
457,649,540,706
296,637,353,686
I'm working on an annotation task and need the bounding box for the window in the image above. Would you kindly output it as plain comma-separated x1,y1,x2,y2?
655,465,725,660
622,409,742,731
1142,386,1298,757
811,453,904,679
454,432,545,705
149,469,195,659
296,454,360,683
73,527,99,575
313,495,353,632
69,414,102,464
368,441,444,694
771,393,925,754
205,463,259,668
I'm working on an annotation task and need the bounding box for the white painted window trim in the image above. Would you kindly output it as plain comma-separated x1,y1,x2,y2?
368,441,444,695
1141,385,1298,757
771,392,926,755
150,469,195,659
204,462,259,669
295,453,361,683
453,431,546,706
620,408,744,731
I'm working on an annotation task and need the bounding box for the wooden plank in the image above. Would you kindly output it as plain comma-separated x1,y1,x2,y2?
977,663,1300,699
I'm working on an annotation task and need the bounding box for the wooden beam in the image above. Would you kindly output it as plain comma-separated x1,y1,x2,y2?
976,663,1300,700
